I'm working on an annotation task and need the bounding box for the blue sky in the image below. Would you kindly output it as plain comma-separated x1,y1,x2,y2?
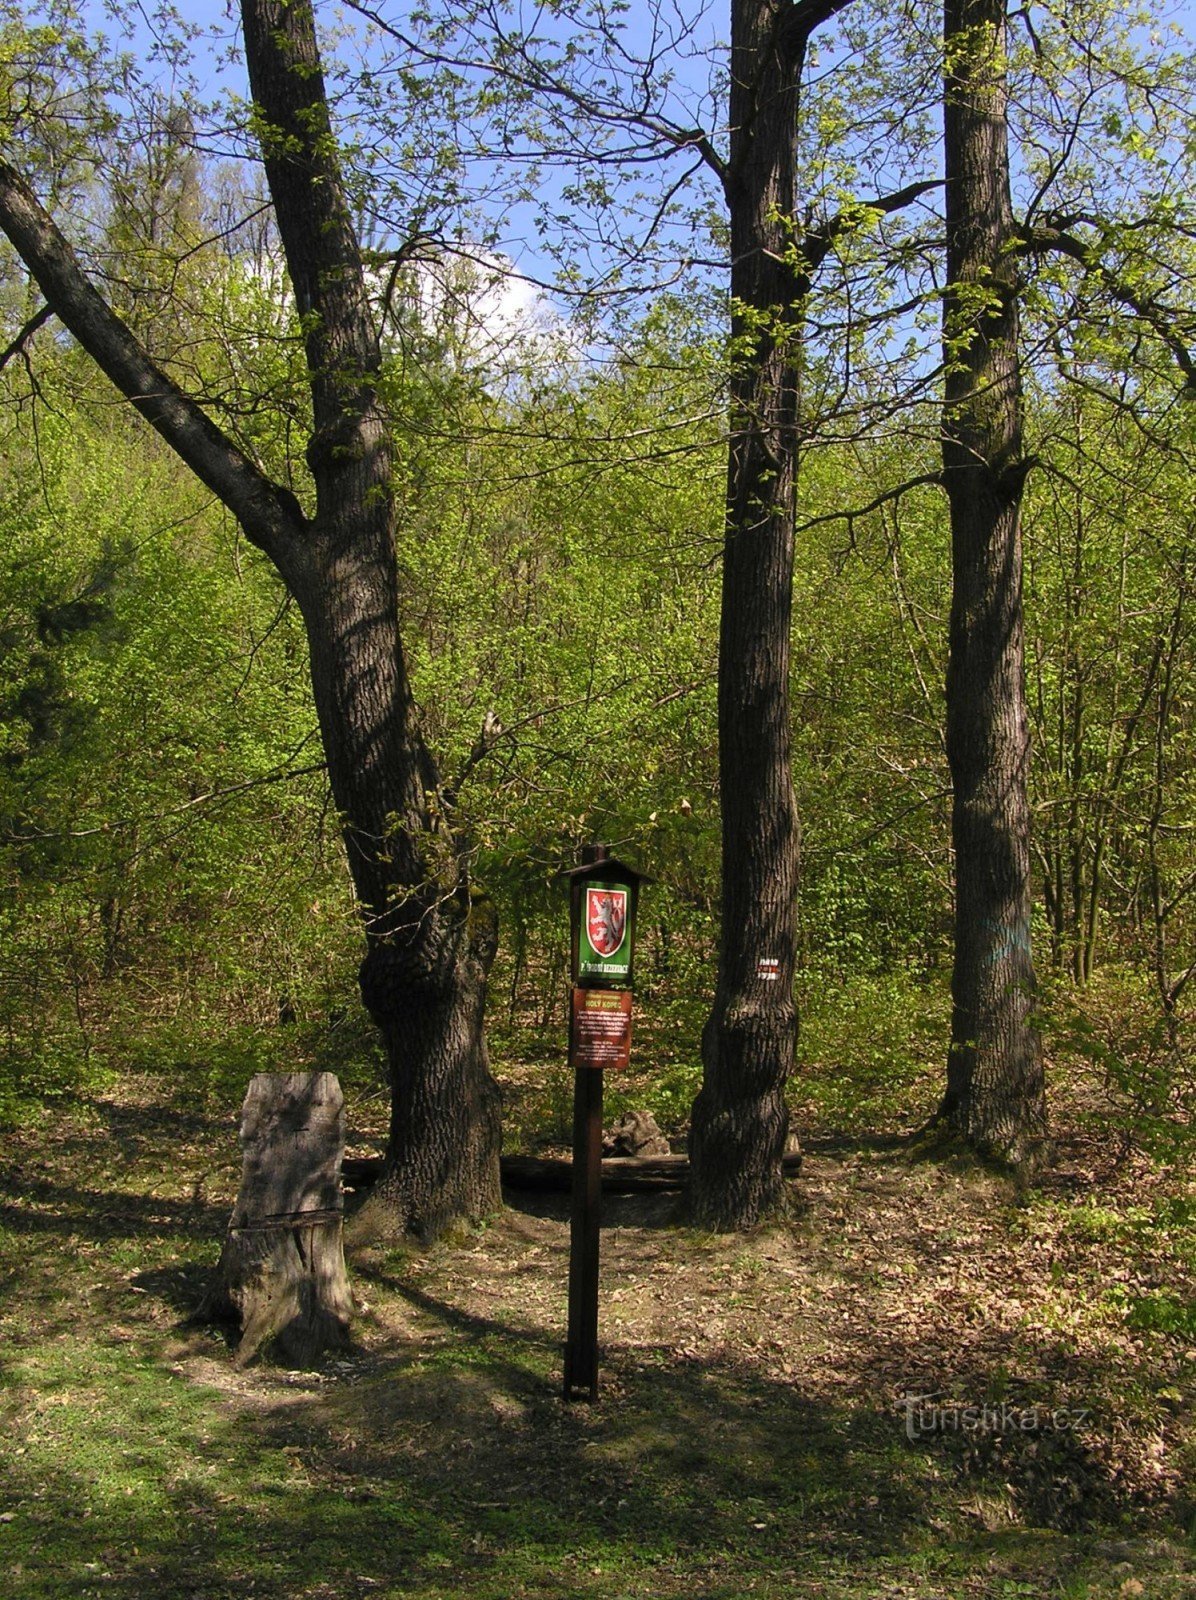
76,0,1196,345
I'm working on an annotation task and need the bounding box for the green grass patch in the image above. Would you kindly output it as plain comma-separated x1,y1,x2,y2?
1,1087,1193,1600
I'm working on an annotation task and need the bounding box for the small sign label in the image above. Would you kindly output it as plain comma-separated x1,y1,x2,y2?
570,987,633,1069
578,882,633,982
757,957,780,982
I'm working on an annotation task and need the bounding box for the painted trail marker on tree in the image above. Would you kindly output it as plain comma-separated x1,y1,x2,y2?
559,844,651,1403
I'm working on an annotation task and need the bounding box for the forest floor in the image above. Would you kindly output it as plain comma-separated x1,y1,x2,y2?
0,1071,1192,1600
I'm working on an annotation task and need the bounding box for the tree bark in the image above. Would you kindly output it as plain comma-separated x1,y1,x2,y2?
938,0,1046,1164
240,0,502,1237
214,1072,353,1365
0,0,503,1236
689,0,847,1229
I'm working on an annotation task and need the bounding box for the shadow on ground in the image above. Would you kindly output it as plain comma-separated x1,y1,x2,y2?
0,1101,1191,1600
2,1275,1191,1600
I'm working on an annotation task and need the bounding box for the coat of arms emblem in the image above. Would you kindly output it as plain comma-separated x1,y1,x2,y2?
585,887,627,957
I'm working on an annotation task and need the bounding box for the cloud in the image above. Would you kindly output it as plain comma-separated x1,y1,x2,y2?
376,247,577,384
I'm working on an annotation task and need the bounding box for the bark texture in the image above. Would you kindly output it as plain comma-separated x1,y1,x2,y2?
214,1072,353,1365
0,0,502,1236
939,0,1046,1163
241,0,502,1237
689,0,846,1230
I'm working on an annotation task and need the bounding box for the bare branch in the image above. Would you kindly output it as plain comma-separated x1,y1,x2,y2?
0,301,53,373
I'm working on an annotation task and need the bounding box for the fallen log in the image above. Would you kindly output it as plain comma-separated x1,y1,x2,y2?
341,1150,801,1197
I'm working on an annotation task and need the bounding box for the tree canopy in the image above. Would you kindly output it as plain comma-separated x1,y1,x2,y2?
0,0,1193,1197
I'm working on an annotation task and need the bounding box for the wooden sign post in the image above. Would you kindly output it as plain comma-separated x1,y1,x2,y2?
559,844,650,1403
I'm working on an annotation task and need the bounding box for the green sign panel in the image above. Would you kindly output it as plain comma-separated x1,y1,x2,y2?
577,881,633,983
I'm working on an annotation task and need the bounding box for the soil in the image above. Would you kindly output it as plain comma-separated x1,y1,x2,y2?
0,1076,1192,1599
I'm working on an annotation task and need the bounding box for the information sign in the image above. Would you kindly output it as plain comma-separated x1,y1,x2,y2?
569,987,633,1070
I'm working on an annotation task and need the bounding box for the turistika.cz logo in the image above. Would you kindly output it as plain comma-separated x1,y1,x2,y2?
898,1393,1090,1441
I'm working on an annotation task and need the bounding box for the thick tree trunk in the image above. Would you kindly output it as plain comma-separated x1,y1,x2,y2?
939,0,1046,1164
286,532,502,1240
355,902,503,1237
0,2,503,1242
241,0,502,1235
689,0,811,1229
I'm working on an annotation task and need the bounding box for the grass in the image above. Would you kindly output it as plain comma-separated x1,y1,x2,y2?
0,1071,1192,1599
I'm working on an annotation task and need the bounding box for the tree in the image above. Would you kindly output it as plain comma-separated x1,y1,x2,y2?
369,0,953,1224
1026,381,1183,988
936,0,1046,1162
687,0,850,1227
686,0,951,1224
0,0,502,1236
934,0,1196,1162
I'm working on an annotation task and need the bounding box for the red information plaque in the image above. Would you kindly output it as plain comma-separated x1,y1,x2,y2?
569,987,632,1070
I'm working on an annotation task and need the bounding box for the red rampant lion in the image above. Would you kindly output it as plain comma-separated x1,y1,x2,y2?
586,888,627,957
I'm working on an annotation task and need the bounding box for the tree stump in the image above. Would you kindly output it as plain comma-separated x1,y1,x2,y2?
213,1072,354,1366
603,1109,671,1158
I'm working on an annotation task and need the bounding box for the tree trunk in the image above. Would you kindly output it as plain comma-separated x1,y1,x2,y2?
354,899,503,1236
283,530,503,1239
939,0,1046,1164
0,0,503,1238
689,0,811,1229
240,0,502,1236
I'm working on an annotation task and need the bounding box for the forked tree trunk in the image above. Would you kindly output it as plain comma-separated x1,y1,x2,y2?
939,0,1046,1164
240,0,503,1236
0,0,503,1238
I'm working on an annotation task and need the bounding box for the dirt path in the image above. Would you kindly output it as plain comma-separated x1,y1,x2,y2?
0,1087,1191,1599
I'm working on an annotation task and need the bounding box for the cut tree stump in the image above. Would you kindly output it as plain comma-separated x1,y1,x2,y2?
212,1071,353,1366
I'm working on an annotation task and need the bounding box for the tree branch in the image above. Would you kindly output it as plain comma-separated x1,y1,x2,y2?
782,0,855,56
1019,220,1196,392
0,159,307,566
796,472,943,534
804,180,944,274
0,301,53,372
343,0,729,186
4,759,328,846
